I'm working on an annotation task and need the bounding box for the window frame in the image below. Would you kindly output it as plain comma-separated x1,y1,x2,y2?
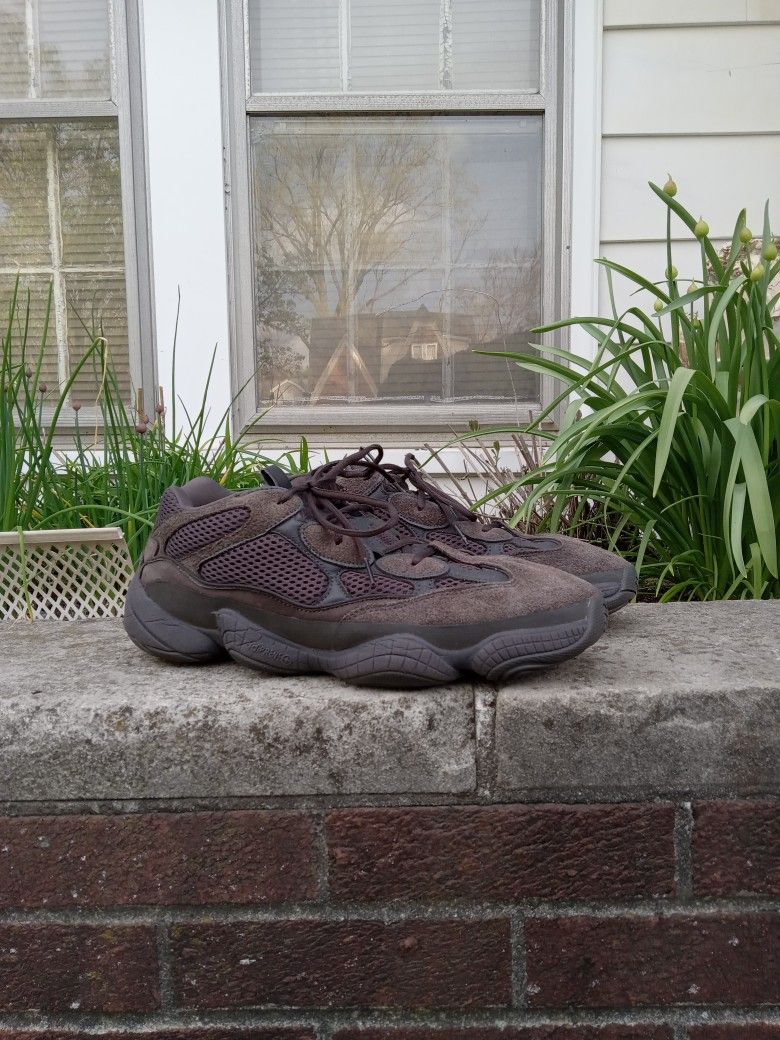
221,0,572,442
0,0,156,422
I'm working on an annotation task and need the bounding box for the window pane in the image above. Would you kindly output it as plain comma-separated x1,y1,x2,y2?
0,120,129,399
37,0,112,99
350,0,440,91
453,0,541,91
248,0,542,93
59,123,124,266
248,0,340,93
66,273,128,399
0,0,29,99
250,116,542,412
0,272,61,386
0,123,50,263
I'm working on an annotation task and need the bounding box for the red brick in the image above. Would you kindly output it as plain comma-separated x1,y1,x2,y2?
526,914,780,1008
326,805,675,902
693,802,780,897
333,1029,673,1040
688,1029,780,1040
0,1034,313,1040
0,811,318,908
0,924,159,1012
170,918,510,1009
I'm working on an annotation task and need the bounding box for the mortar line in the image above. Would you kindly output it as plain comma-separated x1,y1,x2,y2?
474,683,498,800
0,1006,778,1032
313,809,331,903
509,908,527,1008
674,801,694,901
2,794,777,815
0,895,776,927
156,919,173,1011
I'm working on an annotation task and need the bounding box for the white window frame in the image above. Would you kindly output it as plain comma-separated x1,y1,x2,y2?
220,0,572,444
0,0,157,420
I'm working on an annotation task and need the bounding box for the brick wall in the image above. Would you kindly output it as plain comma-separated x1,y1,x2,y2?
0,799,777,1038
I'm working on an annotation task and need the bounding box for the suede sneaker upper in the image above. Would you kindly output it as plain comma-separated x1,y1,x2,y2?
124,454,607,687
288,444,637,613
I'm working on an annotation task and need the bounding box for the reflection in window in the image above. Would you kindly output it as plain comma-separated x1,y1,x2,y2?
0,121,128,396
0,0,129,401
248,0,542,94
0,0,112,100
250,116,542,410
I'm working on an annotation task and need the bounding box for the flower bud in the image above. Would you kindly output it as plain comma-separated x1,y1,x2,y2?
762,241,778,262
135,421,148,435
740,226,753,245
750,263,765,283
653,299,665,313
687,281,697,296
694,218,709,239
666,266,678,280
25,366,32,379
38,382,47,393
71,399,82,412
154,403,165,415
663,175,678,197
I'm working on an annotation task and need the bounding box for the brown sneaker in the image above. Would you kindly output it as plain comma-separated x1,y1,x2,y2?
124,460,606,688
272,445,637,613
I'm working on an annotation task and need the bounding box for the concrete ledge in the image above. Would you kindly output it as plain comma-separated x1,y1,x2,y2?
0,623,475,800
496,601,780,800
0,601,777,802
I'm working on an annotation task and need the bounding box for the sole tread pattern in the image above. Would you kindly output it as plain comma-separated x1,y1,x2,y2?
124,577,606,688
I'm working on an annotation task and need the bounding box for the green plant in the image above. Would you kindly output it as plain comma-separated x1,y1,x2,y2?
470,183,780,601
1,281,308,562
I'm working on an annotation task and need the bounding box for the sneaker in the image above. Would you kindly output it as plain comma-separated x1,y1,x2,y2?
124,461,607,688
265,445,637,614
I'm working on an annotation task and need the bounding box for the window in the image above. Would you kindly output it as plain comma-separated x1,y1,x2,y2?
0,0,153,409
222,0,568,437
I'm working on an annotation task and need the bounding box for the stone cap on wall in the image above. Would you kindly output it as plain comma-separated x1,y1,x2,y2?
0,601,777,804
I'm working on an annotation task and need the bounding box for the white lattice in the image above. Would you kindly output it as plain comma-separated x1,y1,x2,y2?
0,528,134,621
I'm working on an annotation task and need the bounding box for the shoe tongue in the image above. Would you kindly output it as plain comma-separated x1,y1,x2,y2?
260,465,293,489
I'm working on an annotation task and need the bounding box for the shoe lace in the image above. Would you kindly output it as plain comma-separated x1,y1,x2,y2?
278,450,438,578
314,443,506,545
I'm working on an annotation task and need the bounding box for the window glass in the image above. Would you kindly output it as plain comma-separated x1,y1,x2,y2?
247,0,541,94
0,120,128,397
0,1,28,99
453,0,541,91
250,115,542,409
37,0,112,99
248,0,341,93
0,271,61,383
0,0,112,100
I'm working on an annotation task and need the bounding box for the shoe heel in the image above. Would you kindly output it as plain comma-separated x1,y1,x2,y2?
123,575,224,664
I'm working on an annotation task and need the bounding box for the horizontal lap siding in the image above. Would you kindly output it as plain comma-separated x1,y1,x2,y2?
598,16,780,316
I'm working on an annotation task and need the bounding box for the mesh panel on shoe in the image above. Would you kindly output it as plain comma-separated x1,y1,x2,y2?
340,570,413,599
155,488,182,527
426,529,487,555
166,507,250,560
434,577,465,590
378,520,415,546
199,533,328,605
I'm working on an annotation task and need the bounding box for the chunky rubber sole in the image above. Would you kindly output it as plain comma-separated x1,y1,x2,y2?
123,577,607,688
587,565,638,614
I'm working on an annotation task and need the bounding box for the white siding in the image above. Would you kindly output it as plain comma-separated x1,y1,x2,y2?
598,9,780,314
604,0,779,26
